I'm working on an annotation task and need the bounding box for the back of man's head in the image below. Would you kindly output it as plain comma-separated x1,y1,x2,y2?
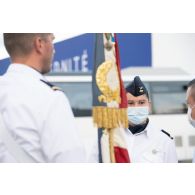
3,33,50,59
188,79,195,101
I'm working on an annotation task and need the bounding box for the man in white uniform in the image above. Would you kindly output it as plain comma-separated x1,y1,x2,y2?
0,33,86,162
186,79,195,162
89,76,178,162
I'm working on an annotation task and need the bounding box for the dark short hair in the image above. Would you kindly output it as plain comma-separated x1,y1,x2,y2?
3,33,51,58
188,78,195,101
188,79,195,88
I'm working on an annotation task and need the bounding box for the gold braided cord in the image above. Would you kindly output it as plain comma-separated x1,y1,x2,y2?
92,107,128,129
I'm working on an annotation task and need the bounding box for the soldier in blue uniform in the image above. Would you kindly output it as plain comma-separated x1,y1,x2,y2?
125,76,178,162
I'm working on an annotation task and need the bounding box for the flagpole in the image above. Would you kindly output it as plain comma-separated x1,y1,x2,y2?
108,128,116,163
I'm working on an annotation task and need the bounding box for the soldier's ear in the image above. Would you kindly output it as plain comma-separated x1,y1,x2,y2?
34,36,44,54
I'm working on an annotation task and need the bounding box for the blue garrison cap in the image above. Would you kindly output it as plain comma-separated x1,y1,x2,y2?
125,76,149,98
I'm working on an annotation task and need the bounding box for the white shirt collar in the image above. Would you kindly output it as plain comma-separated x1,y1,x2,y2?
7,63,45,80
144,121,158,138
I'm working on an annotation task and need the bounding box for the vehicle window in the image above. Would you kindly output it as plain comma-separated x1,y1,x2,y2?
189,136,195,146
150,82,187,114
52,80,188,116
52,82,92,117
174,136,183,147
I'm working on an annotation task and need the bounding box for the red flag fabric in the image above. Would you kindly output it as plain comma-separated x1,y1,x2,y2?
114,34,128,109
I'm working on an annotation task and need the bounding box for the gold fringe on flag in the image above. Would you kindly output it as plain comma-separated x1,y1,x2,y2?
93,107,128,129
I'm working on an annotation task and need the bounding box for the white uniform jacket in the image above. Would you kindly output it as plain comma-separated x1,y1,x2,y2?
0,64,86,162
89,121,178,163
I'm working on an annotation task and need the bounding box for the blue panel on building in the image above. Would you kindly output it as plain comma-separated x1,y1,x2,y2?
117,33,152,68
52,34,94,73
0,58,11,75
0,33,151,75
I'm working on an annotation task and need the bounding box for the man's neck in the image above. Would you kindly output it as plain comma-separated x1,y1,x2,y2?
12,58,42,74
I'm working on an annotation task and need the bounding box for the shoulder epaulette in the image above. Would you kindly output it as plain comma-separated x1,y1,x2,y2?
161,129,173,139
40,79,61,91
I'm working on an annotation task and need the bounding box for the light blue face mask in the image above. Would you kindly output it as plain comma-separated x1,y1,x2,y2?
127,106,149,125
188,105,195,128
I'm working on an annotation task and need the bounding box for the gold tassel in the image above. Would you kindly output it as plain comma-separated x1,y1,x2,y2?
93,107,128,129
